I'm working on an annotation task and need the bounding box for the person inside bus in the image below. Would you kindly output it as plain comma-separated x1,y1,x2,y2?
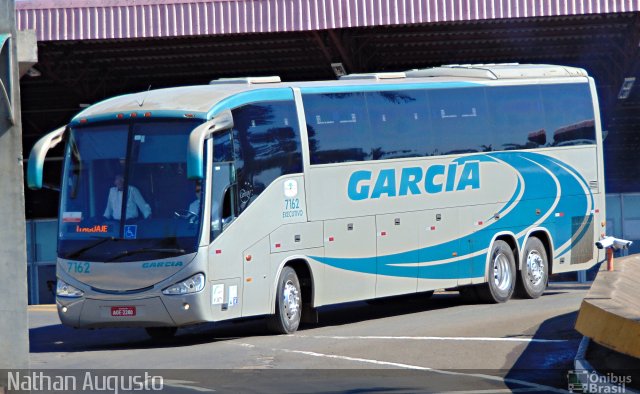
103,174,152,221
188,182,202,216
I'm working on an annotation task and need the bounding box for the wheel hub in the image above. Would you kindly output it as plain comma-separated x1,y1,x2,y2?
527,251,544,286
493,253,512,291
283,280,300,320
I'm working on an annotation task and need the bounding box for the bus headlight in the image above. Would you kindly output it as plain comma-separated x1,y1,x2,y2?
162,273,205,295
56,280,84,298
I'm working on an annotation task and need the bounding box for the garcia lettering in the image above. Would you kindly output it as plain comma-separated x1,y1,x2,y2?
348,161,480,201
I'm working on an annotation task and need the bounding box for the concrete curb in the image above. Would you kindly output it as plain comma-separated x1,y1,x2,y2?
28,304,56,312
573,336,640,394
575,254,640,359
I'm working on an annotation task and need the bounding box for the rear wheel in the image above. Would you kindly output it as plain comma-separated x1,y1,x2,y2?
145,327,177,341
267,267,302,334
515,237,548,299
476,240,516,303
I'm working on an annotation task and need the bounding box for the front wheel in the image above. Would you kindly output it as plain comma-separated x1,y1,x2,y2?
515,237,548,299
476,240,516,303
267,267,302,334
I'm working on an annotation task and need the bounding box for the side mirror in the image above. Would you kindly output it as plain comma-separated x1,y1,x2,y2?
187,110,234,180
27,125,66,189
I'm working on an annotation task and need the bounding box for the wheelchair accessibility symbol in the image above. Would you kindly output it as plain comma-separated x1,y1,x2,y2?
124,225,137,239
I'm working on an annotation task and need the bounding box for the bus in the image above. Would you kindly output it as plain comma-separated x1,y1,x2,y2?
28,64,606,338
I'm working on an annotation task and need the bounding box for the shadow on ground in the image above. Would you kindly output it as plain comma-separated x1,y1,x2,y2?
504,310,583,391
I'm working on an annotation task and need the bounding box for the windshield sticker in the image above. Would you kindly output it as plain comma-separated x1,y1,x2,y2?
124,225,138,239
228,285,238,308
284,179,298,197
62,212,83,223
239,181,253,209
212,284,224,305
75,225,109,233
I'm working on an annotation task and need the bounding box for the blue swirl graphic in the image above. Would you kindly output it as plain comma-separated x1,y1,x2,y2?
311,152,593,279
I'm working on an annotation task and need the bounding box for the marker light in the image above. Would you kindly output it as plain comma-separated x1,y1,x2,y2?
56,280,84,298
162,273,205,295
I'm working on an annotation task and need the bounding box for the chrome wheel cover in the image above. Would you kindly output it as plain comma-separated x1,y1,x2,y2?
493,252,512,291
282,280,300,321
526,250,545,287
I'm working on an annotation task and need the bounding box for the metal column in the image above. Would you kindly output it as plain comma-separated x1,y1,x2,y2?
0,0,30,371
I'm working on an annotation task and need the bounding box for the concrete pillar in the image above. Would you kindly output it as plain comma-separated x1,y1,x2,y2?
0,0,30,373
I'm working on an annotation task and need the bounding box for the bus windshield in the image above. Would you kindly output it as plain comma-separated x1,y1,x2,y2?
58,119,205,262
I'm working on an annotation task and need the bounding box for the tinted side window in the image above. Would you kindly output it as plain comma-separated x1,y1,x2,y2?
541,83,596,146
304,93,372,164
232,101,302,212
486,85,546,150
429,87,491,155
366,90,430,159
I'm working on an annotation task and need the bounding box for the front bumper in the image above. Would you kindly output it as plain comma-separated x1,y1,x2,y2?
57,290,210,329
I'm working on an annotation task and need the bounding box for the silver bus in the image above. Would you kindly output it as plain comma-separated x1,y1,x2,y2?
28,64,606,338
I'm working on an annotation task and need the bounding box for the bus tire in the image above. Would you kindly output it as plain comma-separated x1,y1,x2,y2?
145,327,177,341
515,237,548,299
477,240,516,303
267,266,302,334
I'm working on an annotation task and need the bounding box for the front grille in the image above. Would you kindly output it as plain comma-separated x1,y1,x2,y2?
90,285,155,294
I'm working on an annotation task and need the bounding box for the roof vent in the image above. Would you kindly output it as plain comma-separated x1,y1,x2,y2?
340,72,406,81
209,76,281,85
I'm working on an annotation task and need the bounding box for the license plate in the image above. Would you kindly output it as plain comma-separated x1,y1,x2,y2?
111,306,136,317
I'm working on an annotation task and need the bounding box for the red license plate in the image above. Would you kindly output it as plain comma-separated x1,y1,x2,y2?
111,306,136,317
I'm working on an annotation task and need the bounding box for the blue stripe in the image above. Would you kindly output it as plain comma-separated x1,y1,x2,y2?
312,151,593,280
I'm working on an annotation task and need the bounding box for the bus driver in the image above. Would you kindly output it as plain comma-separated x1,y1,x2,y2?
103,174,152,220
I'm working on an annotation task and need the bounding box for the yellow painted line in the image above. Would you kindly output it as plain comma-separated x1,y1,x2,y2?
28,304,57,312
576,299,640,359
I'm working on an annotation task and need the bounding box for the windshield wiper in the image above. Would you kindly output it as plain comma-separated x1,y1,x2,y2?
106,248,186,262
67,236,117,259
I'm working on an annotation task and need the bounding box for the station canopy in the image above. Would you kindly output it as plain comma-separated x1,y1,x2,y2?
15,0,640,216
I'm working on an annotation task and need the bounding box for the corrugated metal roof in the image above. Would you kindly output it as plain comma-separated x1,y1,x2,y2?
16,0,640,41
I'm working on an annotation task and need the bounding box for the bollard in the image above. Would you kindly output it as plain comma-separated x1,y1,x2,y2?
607,247,614,271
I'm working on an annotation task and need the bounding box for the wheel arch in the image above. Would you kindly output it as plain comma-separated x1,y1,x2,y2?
270,256,315,315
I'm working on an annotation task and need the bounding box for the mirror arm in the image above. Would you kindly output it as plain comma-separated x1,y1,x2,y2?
27,125,67,189
187,109,234,180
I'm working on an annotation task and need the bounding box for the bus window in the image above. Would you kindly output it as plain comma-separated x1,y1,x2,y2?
541,84,596,146
303,92,372,164
366,90,430,160
232,101,302,212
428,87,491,155
486,85,546,150
210,162,235,241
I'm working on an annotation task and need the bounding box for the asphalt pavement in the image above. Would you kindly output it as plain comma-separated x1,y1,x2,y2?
26,283,591,393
